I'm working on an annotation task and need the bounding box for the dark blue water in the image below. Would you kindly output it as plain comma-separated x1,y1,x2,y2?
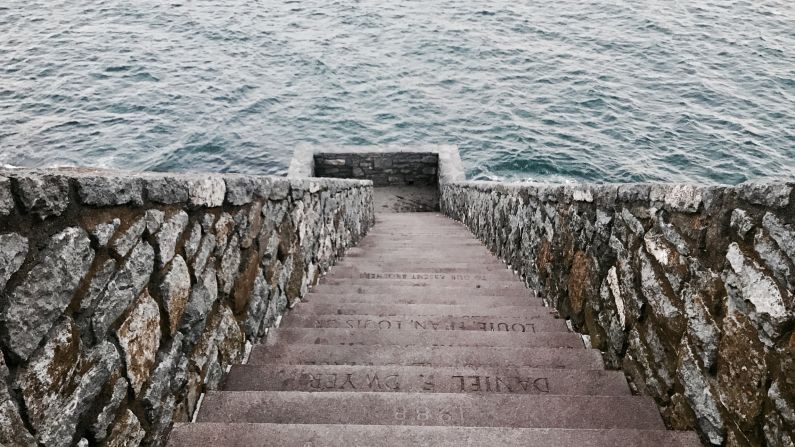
1,1,793,183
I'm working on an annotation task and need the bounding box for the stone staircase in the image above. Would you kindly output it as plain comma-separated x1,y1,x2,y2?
168,213,702,446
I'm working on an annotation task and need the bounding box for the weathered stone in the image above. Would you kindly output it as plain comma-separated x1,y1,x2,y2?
76,258,118,338
13,173,70,219
111,217,146,258
0,232,28,292
225,176,270,205
3,227,94,360
0,353,36,446
201,212,216,232
18,318,120,446
0,176,14,215
188,177,226,207
157,211,189,267
682,285,719,371
116,289,162,395
145,176,190,204
242,202,263,249
142,333,184,442
676,339,724,444
270,179,290,200
730,208,754,239
244,273,270,339
92,241,154,341
763,212,795,265
739,181,792,208
218,234,241,296
184,222,202,260
192,234,216,277
145,209,165,234
717,312,768,430
638,248,684,334
724,242,788,342
663,184,702,213
91,376,129,441
192,305,244,390
161,255,191,335
214,212,235,255
754,229,794,291
103,409,146,447
77,175,144,206
180,264,218,342
92,218,121,247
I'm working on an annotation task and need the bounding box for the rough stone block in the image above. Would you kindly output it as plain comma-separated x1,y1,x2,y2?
12,173,70,219
77,175,144,206
188,177,226,207
0,232,28,292
116,289,162,395
0,176,14,215
3,227,93,360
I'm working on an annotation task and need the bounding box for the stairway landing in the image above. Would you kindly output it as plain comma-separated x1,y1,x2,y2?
168,213,701,446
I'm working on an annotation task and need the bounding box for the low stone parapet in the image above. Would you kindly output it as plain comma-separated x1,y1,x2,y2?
0,168,373,446
441,180,794,446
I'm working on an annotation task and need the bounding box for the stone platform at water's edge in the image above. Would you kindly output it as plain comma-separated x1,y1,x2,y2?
168,213,701,447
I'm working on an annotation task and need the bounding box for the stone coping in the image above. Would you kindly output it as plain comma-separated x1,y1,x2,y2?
288,145,466,185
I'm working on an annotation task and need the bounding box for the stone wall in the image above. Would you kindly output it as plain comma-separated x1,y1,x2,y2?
441,180,794,447
314,153,438,186
0,169,373,446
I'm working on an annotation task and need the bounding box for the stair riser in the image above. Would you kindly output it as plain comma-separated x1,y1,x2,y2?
265,328,584,348
302,294,535,306
282,315,568,333
318,279,526,289
312,286,533,297
328,269,518,281
195,392,664,429
247,345,604,369
224,365,629,395
294,303,554,317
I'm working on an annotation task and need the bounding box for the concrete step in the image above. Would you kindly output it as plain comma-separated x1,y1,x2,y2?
265,328,585,348
302,293,535,306
223,365,628,395
318,277,526,289
282,314,568,333
247,345,603,369
333,263,514,274
293,303,554,318
169,423,703,447
328,269,518,281
195,391,664,429
311,285,533,297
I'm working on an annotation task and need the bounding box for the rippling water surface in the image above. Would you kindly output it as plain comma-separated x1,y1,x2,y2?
1,0,793,183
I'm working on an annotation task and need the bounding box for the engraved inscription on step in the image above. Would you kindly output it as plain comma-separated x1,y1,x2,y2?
284,371,552,393
310,318,536,333
359,273,488,281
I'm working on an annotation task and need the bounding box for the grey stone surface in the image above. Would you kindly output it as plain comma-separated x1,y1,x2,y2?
3,227,94,360
188,177,226,207
0,176,14,215
145,209,165,234
314,153,439,186
218,234,241,296
76,258,118,338
111,217,146,258
184,222,202,260
116,289,162,395
161,255,192,335
763,212,795,265
13,173,70,219
18,318,120,446
92,218,121,247
92,241,155,341
103,409,146,447
677,340,724,444
730,208,754,239
77,175,144,206
225,176,271,205
0,353,37,446
739,181,792,208
0,232,28,292
145,175,190,204
157,211,189,267
192,234,216,276
92,376,129,441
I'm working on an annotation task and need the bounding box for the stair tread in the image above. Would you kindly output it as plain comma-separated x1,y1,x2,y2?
195,391,665,429
293,303,553,317
311,285,534,297
264,327,585,348
224,364,629,395
282,314,569,332
303,293,535,306
247,344,604,369
169,423,702,447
